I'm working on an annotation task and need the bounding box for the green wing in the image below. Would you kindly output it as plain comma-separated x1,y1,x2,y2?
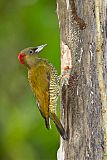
28,63,50,129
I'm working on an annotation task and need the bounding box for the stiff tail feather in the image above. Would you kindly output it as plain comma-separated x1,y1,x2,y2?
50,112,68,140
45,118,50,130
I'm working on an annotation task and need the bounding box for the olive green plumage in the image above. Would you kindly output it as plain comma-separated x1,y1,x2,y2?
18,45,67,140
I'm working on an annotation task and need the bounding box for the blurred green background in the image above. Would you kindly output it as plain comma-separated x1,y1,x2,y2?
0,0,60,160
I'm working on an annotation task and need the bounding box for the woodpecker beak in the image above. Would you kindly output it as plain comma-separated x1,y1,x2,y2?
18,53,26,64
35,44,47,53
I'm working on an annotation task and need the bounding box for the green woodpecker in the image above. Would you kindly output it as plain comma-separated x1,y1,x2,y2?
18,44,67,140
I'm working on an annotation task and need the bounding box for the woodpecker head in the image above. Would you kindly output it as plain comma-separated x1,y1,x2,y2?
18,44,47,66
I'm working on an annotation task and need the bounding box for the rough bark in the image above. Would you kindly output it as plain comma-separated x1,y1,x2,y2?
57,0,107,160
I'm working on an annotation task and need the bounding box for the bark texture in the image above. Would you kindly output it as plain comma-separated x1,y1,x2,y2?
57,0,107,160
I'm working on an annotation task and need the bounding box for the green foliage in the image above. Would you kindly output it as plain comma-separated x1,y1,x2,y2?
0,0,60,159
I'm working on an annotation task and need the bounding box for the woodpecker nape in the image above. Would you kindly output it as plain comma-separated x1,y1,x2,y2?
18,44,67,140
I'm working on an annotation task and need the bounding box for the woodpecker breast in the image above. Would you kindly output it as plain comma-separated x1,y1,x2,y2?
49,64,60,114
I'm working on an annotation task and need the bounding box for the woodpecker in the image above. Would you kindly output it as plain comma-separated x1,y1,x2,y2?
18,44,67,140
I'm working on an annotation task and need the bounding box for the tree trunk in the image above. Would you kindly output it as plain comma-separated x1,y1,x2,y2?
57,0,107,160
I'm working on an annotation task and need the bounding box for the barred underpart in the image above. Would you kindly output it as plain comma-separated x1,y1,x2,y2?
49,64,60,113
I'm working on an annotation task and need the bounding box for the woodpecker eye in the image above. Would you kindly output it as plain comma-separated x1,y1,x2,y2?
29,50,34,54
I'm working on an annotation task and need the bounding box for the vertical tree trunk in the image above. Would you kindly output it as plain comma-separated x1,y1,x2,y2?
57,0,107,160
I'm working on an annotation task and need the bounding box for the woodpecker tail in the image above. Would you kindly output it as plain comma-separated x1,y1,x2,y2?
50,112,68,140
45,118,50,130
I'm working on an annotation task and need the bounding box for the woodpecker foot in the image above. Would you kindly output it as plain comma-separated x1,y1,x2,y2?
61,66,71,86
61,66,80,87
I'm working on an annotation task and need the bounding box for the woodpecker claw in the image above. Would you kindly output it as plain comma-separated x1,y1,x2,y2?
61,67,71,86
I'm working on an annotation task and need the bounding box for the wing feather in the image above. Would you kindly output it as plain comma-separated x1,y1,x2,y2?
28,63,50,129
